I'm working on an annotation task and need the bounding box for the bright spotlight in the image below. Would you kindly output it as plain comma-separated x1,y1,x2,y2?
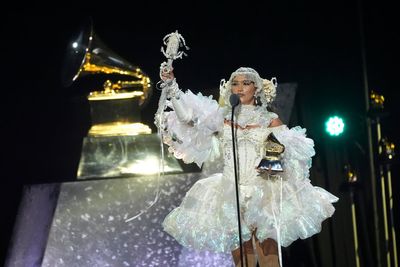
325,116,345,136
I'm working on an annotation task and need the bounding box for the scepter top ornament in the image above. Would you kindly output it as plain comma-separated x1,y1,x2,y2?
161,30,189,61
158,30,189,87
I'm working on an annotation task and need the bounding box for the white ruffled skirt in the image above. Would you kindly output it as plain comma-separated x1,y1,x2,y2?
162,172,338,253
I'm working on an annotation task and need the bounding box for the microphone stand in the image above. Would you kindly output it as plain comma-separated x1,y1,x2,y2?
230,96,244,267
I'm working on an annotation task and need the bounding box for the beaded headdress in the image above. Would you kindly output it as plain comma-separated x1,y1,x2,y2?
219,67,277,108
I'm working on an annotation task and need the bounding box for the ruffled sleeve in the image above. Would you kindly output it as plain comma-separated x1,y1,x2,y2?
269,125,316,182
161,90,224,168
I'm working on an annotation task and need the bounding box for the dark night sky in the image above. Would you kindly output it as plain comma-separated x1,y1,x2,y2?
2,1,399,264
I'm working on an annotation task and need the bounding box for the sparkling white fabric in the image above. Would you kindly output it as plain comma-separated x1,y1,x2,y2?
158,84,339,254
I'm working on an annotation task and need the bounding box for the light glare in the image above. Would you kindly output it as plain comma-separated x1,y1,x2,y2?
325,116,345,136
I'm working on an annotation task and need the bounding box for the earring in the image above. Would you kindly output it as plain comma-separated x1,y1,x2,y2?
255,96,261,106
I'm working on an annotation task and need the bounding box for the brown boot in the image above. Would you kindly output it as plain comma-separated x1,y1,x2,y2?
255,239,280,267
231,247,241,266
231,239,257,267
263,255,279,267
244,238,257,267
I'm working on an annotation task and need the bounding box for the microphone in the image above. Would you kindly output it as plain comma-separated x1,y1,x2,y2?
229,93,240,107
230,93,244,267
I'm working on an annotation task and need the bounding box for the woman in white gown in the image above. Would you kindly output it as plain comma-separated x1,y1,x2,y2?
155,67,338,267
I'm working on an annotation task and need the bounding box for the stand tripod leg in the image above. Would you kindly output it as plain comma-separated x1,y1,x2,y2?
350,190,361,267
380,166,391,266
387,168,398,267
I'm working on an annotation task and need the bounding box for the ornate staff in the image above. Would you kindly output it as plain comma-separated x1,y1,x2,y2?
125,31,188,223
154,29,189,177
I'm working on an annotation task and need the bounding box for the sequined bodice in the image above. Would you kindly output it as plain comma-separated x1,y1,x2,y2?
221,106,275,185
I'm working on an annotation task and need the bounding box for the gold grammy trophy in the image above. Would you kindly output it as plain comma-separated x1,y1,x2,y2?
256,132,285,179
62,18,152,136
63,19,182,179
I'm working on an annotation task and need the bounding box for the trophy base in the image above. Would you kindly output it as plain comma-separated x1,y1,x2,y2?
256,159,284,172
77,133,183,179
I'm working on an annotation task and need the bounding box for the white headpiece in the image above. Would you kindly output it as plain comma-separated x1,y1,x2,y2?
219,67,277,108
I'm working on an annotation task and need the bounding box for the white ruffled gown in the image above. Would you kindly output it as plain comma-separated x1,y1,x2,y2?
159,90,338,253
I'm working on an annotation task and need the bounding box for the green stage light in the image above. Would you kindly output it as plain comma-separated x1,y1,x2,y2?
325,116,345,136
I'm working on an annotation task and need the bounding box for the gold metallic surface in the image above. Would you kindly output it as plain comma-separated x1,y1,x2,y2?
77,133,184,179
88,91,144,101
79,53,152,105
370,90,385,108
264,133,285,154
88,122,152,136
257,133,285,173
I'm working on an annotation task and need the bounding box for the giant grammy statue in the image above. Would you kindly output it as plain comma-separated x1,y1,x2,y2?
62,19,182,179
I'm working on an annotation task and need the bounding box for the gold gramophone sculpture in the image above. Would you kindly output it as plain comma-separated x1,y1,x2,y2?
256,132,285,177
62,19,182,179
62,18,152,136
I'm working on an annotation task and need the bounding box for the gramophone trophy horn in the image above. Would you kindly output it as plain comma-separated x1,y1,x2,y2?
61,18,152,108
62,19,153,136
